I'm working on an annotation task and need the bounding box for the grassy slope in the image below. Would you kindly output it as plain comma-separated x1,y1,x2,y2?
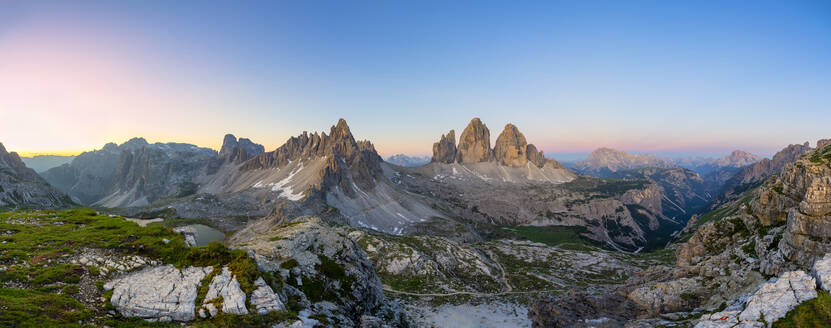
0,208,294,327
505,225,596,251
775,291,831,327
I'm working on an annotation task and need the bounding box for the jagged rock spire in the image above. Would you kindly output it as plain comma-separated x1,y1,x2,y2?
431,130,456,164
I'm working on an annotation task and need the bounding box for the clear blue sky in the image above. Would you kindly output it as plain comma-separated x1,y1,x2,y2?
1,0,829,159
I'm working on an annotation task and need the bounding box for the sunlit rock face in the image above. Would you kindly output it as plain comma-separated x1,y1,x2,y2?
431,130,456,164
455,117,492,164
493,124,528,167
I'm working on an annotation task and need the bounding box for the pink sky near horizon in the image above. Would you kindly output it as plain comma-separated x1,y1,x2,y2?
2,2,827,160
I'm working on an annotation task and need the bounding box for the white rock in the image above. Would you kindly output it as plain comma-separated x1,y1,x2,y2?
104,264,213,322
204,267,248,315
250,277,285,314
738,270,817,323
812,253,831,291
204,303,218,317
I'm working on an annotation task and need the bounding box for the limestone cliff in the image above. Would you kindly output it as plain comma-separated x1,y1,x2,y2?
492,124,528,167
455,118,492,163
431,130,456,164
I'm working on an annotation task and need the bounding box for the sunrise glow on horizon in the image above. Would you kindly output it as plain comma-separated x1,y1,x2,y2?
2,1,830,159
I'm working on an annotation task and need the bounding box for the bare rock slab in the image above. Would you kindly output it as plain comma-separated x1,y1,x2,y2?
738,270,817,323
251,277,285,314
204,266,249,315
812,253,831,291
104,264,213,322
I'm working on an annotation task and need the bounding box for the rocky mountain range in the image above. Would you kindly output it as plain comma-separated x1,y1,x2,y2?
715,142,814,203
529,140,831,327
0,142,71,208
42,137,218,207
4,116,831,327
385,154,430,167
386,118,700,251
674,150,762,174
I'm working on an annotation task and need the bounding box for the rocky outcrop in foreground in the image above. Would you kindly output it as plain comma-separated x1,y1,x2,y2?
100,215,404,326
695,266,824,327
230,216,405,327
104,265,213,322
203,266,248,315
0,142,71,207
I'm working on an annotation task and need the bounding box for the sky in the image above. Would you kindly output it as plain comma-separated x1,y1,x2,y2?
1,1,830,160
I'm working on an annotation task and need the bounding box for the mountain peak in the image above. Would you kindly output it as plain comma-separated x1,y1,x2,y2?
456,117,491,163
576,147,674,175
493,123,528,167
715,150,762,168
431,130,456,164
331,118,353,138
239,119,382,198
218,134,264,164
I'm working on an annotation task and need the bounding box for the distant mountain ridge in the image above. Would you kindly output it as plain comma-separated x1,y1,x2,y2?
42,137,218,207
385,154,430,167
573,148,762,178
572,148,675,177
673,150,762,175
20,155,76,173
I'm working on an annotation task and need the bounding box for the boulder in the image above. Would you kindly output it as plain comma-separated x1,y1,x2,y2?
492,124,528,167
738,270,817,323
250,277,286,314
812,254,831,291
456,118,492,163
628,277,703,315
204,266,248,315
104,264,213,322
173,226,199,247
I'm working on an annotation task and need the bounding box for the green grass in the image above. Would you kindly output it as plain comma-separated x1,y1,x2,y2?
0,208,292,327
0,288,93,327
561,176,649,196
775,291,831,327
505,225,596,250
